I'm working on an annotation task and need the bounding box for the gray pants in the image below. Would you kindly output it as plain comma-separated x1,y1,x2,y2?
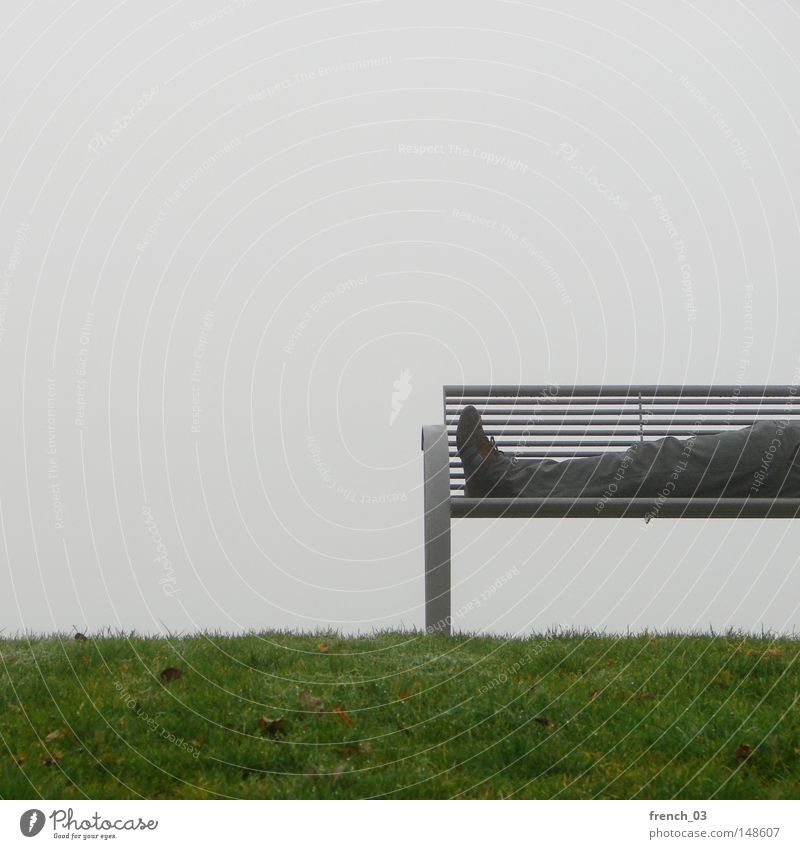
470,420,800,500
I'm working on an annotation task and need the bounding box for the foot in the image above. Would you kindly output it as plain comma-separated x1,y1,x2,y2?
456,405,495,458
456,405,504,494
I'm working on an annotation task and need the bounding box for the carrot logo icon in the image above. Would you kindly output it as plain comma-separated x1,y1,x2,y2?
390,369,413,425
19,809,46,836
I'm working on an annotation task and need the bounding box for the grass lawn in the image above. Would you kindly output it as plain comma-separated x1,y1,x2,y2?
1,629,798,799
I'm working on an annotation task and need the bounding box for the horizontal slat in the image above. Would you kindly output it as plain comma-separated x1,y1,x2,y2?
450,497,800,519
445,384,800,398
445,407,800,418
446,398,800,408
446,418,768,427
448,450,623,459
448,439,656,448
447,431,727,440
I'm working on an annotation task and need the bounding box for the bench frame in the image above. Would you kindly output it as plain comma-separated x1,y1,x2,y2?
421,384,800,634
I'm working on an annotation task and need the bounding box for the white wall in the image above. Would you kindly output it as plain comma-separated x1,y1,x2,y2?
1,0,798,634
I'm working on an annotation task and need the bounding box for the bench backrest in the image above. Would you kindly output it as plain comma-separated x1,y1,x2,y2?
444,384,800,495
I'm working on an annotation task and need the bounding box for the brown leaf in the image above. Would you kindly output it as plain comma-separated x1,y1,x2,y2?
298,690,323,713
159,667,182,683
337,742,369,758
45,728,66,742
735,745,752,762
11,752,28,766
315,642,329,653
334,705,353,726
590,690,600,699
257,716,286,737
74,632,88,642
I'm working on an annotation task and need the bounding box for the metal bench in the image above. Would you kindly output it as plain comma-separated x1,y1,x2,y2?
421,384,800,634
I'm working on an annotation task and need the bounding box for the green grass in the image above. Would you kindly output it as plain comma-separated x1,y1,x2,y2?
1,629,798,799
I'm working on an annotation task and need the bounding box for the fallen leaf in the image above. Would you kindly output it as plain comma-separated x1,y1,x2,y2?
334,705,353,726
45,729,66,742
119,663,129,670
11,752,27,766
159,667,182,683
735,745,752,762
338,742,369,758
590,690,600,699
190,736,205,748
298,690,323,713
315,642,329,653
257,716,286,737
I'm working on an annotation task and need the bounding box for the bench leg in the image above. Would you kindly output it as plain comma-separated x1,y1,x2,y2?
422,425,452,634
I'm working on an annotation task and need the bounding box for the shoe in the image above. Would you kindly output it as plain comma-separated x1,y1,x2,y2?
456,405,497,460
456,406,505,496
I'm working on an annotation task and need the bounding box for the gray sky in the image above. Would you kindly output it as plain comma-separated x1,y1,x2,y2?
1,0,799,636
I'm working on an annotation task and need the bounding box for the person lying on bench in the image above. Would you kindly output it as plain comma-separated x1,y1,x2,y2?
456,405,800,500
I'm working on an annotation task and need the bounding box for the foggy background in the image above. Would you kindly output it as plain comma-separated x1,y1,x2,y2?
1,0,799,636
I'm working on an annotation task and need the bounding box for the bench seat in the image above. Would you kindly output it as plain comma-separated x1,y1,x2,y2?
451,497,800,519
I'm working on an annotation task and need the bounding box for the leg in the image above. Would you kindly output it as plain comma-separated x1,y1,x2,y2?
456,406,800,500
495,421,800,499
421,425,451,634
647,419,800,498
457,404,638,499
